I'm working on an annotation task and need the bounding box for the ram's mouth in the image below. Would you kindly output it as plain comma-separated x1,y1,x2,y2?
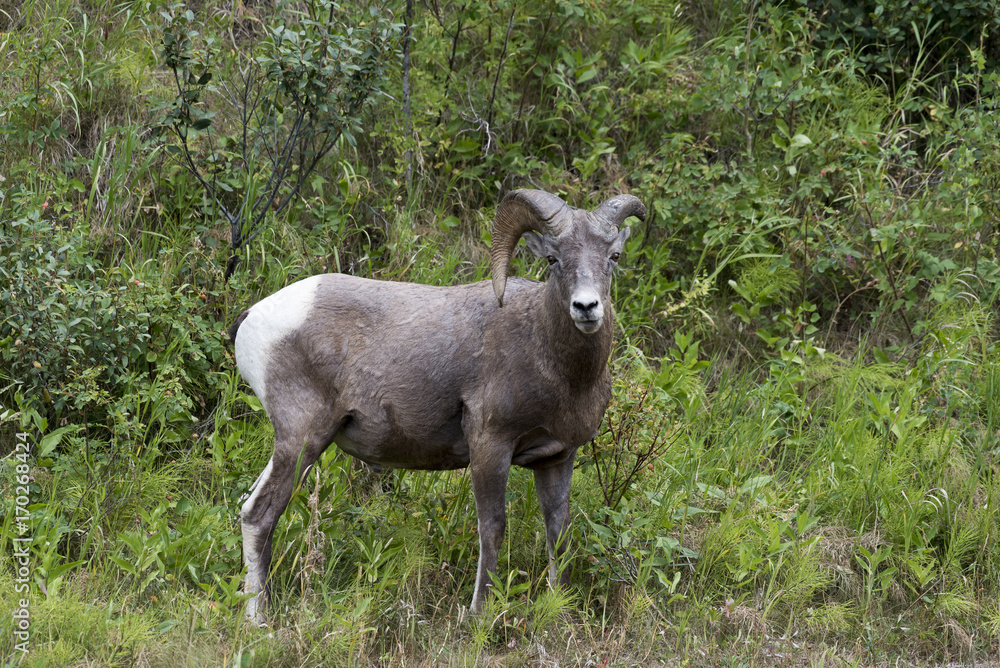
572,317,603,334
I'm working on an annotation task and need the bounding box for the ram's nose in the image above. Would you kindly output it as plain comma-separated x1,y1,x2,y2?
570,289,603,333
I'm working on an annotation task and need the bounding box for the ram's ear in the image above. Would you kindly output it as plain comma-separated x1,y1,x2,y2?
617,227,631,244
523,231,550,258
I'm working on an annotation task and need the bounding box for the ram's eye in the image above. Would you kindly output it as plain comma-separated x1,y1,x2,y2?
546,255,558,265
610,252,621,262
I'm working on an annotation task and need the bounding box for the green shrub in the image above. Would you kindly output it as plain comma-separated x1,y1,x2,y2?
0,210,228,444
795,0,1000,99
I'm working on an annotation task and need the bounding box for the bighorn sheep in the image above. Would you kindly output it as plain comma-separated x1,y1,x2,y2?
230,189,645,624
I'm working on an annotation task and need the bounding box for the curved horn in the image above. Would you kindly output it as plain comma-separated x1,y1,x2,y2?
490,189,570,306
592,194,647,230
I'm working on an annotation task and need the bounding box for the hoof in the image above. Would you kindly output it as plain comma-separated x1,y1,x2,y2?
244,591,268,627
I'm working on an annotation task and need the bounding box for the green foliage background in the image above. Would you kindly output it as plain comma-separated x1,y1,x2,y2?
1,0,1000,664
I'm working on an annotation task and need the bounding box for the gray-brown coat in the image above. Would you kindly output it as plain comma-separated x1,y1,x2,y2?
231,189,645,624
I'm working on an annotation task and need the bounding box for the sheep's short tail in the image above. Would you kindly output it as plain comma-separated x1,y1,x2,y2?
229,309,250,345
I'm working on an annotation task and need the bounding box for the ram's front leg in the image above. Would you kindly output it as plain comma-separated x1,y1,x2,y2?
533,451,576,586
468,445,512,614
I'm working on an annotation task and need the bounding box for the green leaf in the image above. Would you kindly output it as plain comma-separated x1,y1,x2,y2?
730,302,750,324
109,555,138,576
774,118,790,138
790,133,812,148
155,619,181,634
738,475,773,498
310,173,326,195
38,425,82,458
44,560,85,583
241,393,263,411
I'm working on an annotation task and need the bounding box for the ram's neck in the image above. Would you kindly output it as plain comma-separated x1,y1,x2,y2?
540,279,613,383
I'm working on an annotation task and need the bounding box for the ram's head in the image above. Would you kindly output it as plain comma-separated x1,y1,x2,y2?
490,190,646,333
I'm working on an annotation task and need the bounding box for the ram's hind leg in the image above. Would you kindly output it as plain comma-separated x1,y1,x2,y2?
241,400,340,625
532,451,577,587
241,455,286,625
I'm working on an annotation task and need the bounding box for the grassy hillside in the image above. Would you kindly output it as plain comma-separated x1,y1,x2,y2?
2,0,1000,665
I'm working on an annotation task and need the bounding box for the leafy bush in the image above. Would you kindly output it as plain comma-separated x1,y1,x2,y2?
0,210,228,441
796,0,1000,99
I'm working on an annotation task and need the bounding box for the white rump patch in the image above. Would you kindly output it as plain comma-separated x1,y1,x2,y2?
235,275,323,409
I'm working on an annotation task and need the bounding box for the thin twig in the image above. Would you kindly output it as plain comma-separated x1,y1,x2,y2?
485,8,515,130
859,200,914,341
